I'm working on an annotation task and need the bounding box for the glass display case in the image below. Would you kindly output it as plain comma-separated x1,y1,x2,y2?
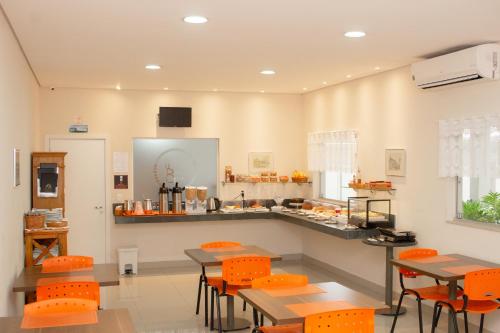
347,197,392,228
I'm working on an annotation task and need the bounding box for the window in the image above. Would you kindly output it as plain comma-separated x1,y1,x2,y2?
320,171,355,202
439,115,500,224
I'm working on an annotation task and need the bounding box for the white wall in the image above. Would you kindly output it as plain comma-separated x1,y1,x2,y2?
0,9,38,316
303,66,500,331
37,88,309,262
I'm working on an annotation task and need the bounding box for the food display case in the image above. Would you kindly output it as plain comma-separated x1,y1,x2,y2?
347,197,392,228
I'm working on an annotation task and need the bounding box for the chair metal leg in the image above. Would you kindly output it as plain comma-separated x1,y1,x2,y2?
204,279,209,327
451,311,460,333
431,303,439,333
260,313,264,326
479,314,485,333
435,305,442,326
390,291,405,333
196,274,202,315
243,300,247,311
216,291,223,333
252,308,259,327
210,287,215,331
463,311,469,333
417,298,424,333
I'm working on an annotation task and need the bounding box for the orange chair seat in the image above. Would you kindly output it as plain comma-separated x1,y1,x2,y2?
440,299,499,314
260,323,303,333
406,285,463,301
207,277,250,296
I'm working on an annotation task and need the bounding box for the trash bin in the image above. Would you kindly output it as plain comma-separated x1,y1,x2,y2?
118,247,138,275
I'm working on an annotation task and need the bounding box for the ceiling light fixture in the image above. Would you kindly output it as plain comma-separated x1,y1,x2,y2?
322,81,328,85
145,64,161,70
213,88,218,92
374,66,381,71
163,87,169,90
344,31,366,38
260,90,265,93
115,85,121,90
303,87,308,91
184,16,208,24
260,69,276,75
346,74,352,79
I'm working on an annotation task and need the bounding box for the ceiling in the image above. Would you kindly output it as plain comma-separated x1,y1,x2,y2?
2,0,500,94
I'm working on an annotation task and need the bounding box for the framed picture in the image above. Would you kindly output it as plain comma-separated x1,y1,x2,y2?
385,149,406,177
114,175,129,189
13,148,20,187
248,152,274,175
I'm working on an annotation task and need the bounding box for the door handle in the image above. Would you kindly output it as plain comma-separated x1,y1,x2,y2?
94,206,103,209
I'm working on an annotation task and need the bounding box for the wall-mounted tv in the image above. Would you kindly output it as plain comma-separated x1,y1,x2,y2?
159,107,192,127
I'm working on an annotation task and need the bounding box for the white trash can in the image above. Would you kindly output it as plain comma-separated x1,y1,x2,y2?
118,247,138,275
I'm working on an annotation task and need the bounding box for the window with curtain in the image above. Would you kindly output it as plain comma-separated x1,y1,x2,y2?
439,114,500,224
308,130,358,202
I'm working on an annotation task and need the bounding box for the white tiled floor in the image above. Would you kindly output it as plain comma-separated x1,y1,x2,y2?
104,261,454,333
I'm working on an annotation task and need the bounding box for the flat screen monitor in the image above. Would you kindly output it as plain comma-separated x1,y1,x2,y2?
159,107,192,127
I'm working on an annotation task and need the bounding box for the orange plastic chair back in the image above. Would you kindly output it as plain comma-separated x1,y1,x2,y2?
201,241,241,249
399,248,438,278
42,256,93,273
37,281,100,306
252,274,308,289
24,298,97,316
304,308,375,333
464,268,500,301
222,256,271,286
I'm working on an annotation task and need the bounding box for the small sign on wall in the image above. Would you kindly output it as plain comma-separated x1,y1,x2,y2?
114,175,128,189
13,148,20,187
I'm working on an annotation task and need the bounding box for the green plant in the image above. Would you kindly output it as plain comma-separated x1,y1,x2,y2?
480,192,500,223
462,200,483,221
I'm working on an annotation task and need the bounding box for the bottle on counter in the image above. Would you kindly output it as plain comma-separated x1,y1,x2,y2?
159,183,169,214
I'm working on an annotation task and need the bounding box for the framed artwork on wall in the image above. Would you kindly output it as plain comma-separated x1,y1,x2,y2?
248,152,274,175
13,148,20,187
385,149,406,177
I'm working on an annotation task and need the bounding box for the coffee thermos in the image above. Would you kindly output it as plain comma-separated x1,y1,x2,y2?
171,182,185,213
159,183,168,214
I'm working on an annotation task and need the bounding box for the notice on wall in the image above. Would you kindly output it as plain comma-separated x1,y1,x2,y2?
113,152,129,173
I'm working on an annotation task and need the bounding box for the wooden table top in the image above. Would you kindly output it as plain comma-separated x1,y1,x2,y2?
391,254,500,281
0,308,136,333
238,282,385,325
184,245,282,267
13,263,120,292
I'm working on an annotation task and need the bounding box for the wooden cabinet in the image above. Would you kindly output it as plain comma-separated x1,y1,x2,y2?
24,229,68,267
31,152,67,214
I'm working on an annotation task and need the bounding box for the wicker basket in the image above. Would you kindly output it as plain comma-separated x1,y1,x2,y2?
24,214,45,229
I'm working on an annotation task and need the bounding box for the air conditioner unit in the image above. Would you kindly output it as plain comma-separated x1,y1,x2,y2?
411,44,500,89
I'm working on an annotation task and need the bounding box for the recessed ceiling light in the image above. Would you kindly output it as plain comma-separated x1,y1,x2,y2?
303,87,308,91
115,84,121,90
184,16,208,24
145,64,161,70
346,74,352,79
260,90,265,93
260,69,276,75
213,88,218,92
163,87,169,90
344,31,366,38
374,66,381,71
322,81,328,85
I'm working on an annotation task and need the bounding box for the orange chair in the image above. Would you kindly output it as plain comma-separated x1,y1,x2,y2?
209,256,271,333
196,241,241,327
258,308,375,333
24,298,98,316
431,268,500,333
251,274,308,328
42,256,93,273
37,281,100,307
391,248,463,333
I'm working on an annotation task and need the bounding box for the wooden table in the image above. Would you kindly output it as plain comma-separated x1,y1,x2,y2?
24,228,68,267
362,239,417,315
184,245,282,331
391,253,500,333
13,263,120,293
0,308,136,333
238,282,386,325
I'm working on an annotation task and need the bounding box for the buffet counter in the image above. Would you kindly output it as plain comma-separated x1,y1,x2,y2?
114,211,380,240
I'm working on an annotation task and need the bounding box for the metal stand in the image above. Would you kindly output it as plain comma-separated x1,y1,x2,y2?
213,295,251,332
362,239,416,316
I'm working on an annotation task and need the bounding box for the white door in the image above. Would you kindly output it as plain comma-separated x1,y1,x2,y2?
49,138,106,263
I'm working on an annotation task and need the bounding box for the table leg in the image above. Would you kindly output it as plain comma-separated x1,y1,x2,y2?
378,246,406,316
213,295,251,331
447,281,457,333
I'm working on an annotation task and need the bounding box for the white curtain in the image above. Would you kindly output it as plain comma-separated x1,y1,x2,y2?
439,114,500,178
307,130,358,173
